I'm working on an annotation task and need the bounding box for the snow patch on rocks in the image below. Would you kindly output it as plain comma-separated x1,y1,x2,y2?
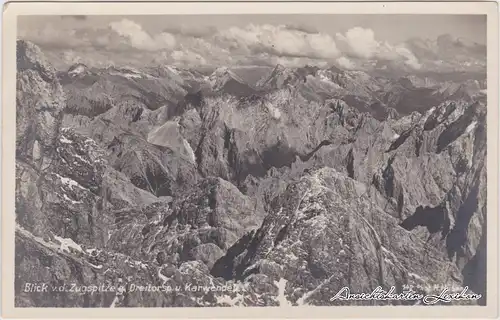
54,235,83,253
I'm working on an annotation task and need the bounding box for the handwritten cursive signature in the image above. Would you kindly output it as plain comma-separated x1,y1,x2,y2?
330,286,423,302
422,286,482,305
330,286,482,305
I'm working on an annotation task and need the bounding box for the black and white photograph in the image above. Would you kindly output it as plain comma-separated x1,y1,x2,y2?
9,8,494,312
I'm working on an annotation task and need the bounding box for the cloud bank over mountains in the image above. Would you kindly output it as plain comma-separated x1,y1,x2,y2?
18,17,486,73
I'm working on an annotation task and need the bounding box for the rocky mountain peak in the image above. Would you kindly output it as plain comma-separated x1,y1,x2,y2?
208,66,256,96
209,67,235,83
67,63,89,77
16,40,66,165
257,64,301,89
209,66,239,80
273,63,286,72
17,40,58,82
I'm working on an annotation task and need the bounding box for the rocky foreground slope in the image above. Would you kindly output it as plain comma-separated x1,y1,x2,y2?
15,40,487,307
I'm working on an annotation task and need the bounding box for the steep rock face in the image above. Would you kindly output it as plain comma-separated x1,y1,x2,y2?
209,67,258,97
14,42,239,308
57,66,204,199
257,64,303,90
191,92,353,188
212,168,465,306
15,41,112,246
220,97,487,302
308,99,485,225
16,40,66,167
16,123,159,250
15,225,243,308
64,117,200,198
146,119,196,164
104,177,264,268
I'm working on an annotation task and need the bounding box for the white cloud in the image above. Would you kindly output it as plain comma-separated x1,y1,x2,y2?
336,56,356,70
19,19,480,72
180,37,232,64
308,33,340,58
171,50,207,66
394,46,422,70
217,24,340,60
17,23,87,49
109,19,176,51
378,42,421,70
336,27,422,70
336,27,379,59
62,50,83,65
269,56,329,68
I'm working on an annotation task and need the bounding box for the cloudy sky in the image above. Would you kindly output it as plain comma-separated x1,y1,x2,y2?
18,15,487,72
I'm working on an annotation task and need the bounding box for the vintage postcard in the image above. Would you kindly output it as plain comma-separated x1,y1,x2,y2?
2,1,499,319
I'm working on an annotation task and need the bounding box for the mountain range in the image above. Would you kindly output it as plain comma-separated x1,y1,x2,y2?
15,40,487,307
